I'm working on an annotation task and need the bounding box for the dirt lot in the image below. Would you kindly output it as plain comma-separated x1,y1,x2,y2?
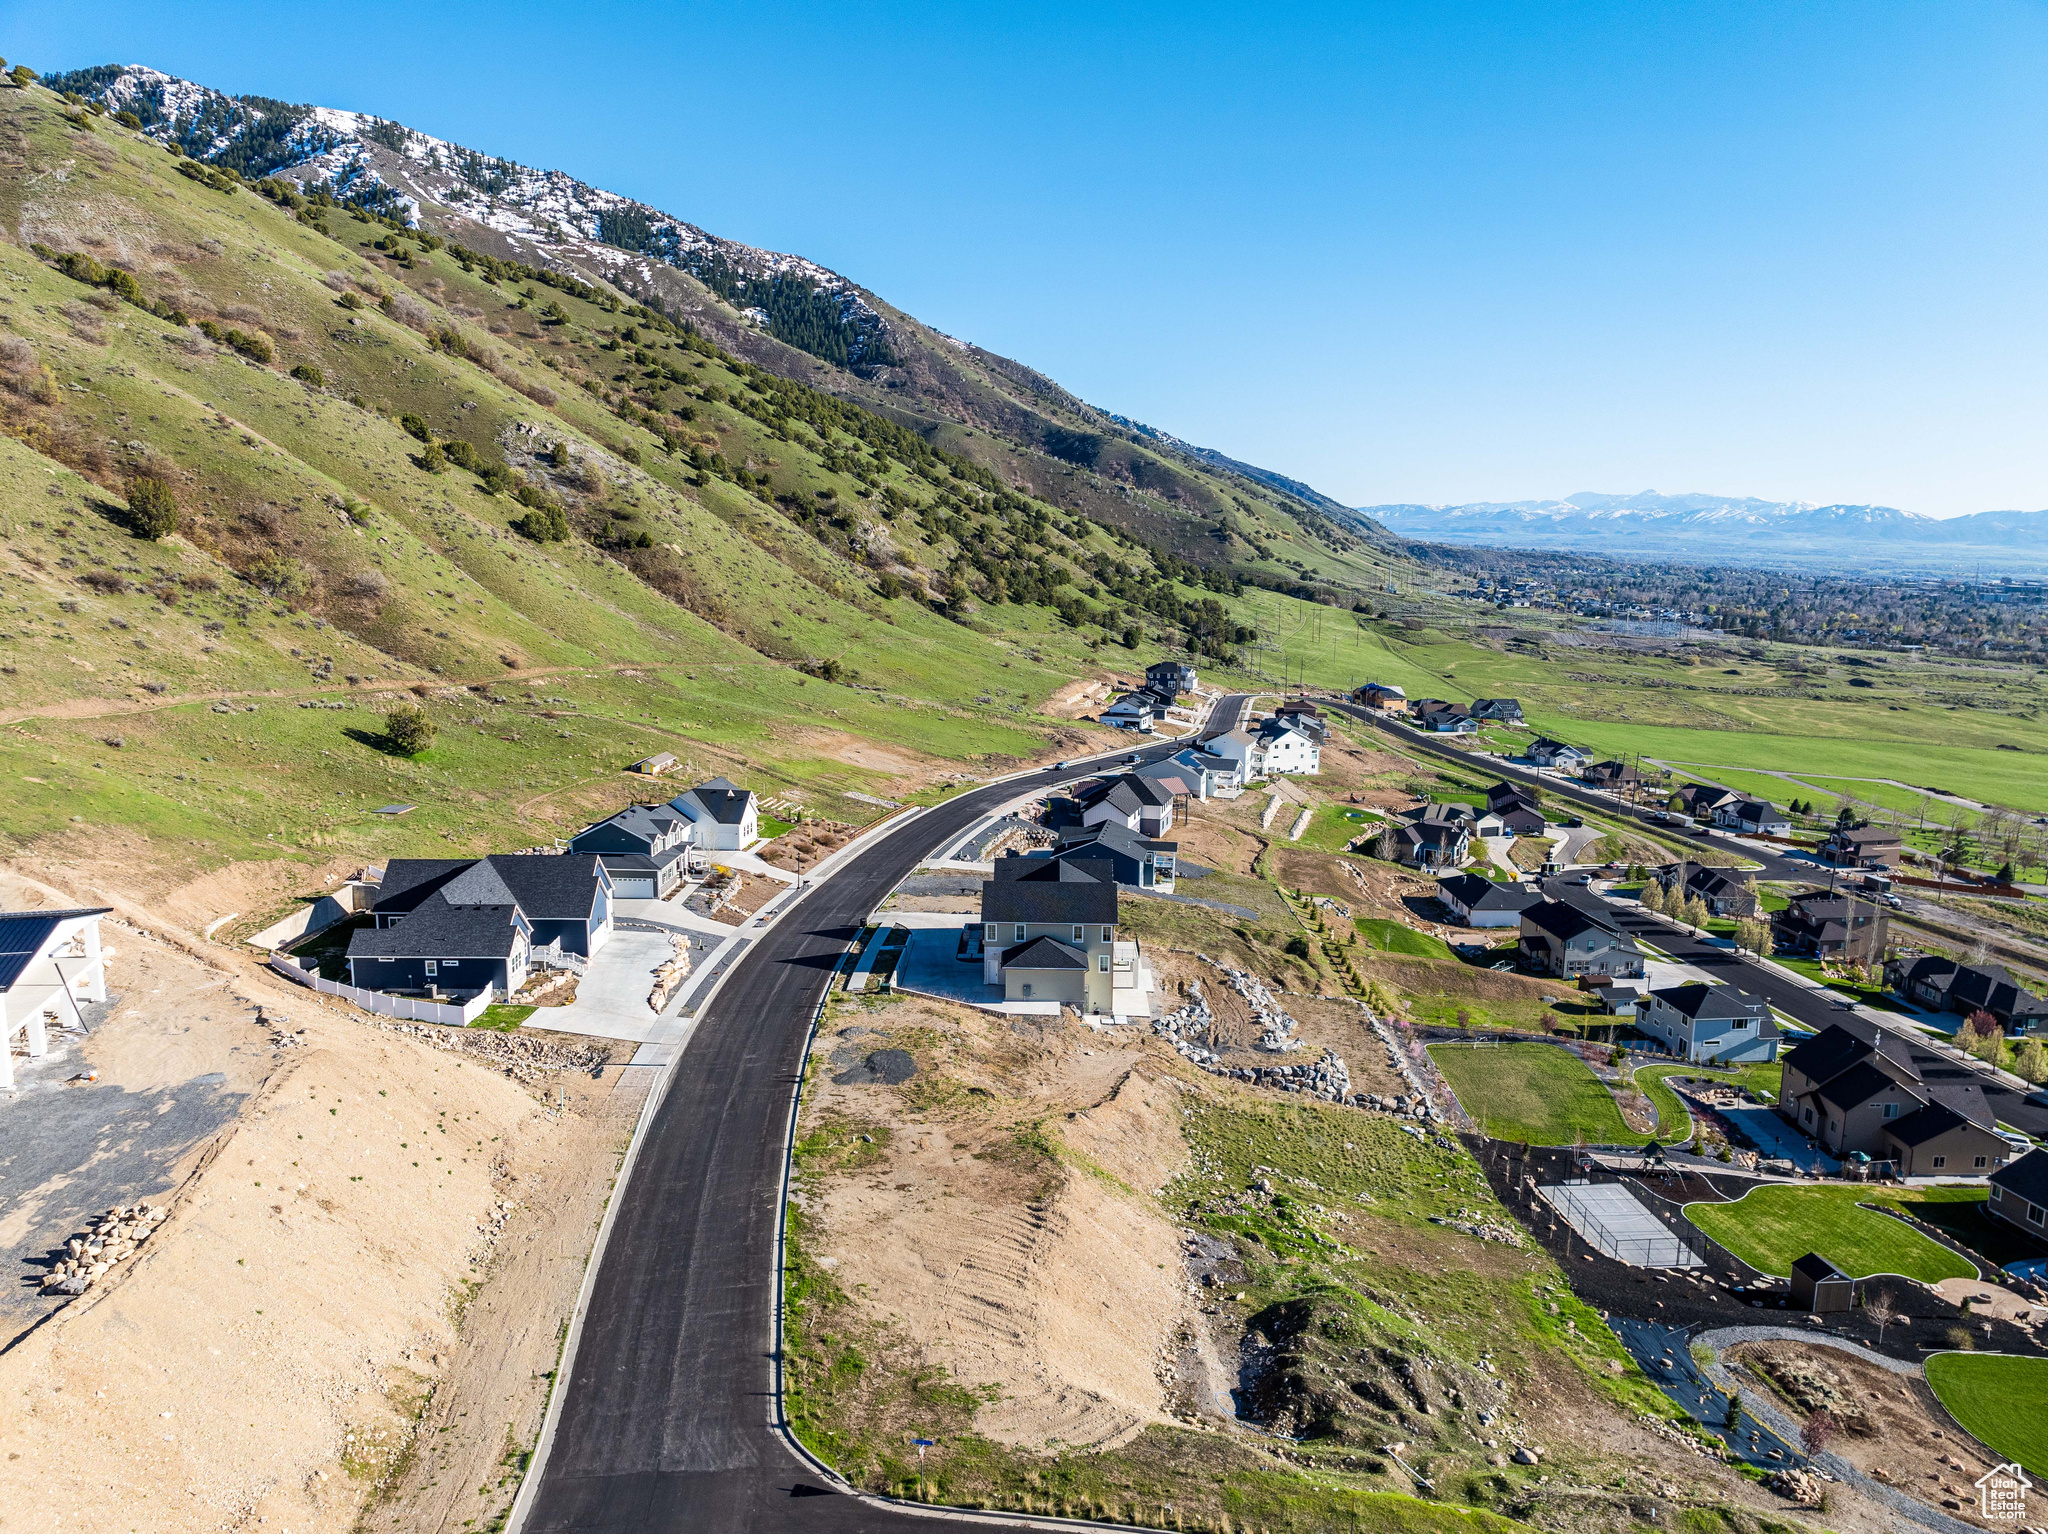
0,863,644,1534
1725,1339,2013,1528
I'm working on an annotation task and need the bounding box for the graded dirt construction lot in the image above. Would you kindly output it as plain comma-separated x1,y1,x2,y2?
0,867,642,1534
787,979,1840,1534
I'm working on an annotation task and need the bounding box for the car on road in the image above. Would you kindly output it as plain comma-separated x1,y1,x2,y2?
1879,893,1903,909
1122,753,1140,765
1054,760,1071,769
1570,872,1593,885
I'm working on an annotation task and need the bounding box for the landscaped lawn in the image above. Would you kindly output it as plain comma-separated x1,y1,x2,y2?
1925,1353,2048,1478
1293,803,1380,854
1428,1041,1647,1145
1885,1187,2048,1269
1768,953,1912,1013
1683,1185,1976,1283
1355,918,1454,960
470,1004,536,1032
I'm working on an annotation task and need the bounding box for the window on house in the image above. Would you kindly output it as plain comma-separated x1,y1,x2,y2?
1098,955,1110,972
1014,924,1025,941
1931,1155,1947,1168
1827,1118,1838,1135
1882,1102,1899,1119
1974,1155,1988,1169
1074,924,1084,942
1102,926,1114,942
424,961,438,977
985,924,997,941
1989,1185,2002,1201
2029,1203,2045,1226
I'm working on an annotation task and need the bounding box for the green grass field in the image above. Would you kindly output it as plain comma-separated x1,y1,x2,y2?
1427,1041,1646,1145
1293,803,1380,853
1355,917,1454,960
470,1004,535,1032
1924,1353,2048,1478
1683,1185,1976,1282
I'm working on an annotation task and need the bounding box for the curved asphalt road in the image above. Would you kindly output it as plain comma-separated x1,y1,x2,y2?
517,711,1233,1533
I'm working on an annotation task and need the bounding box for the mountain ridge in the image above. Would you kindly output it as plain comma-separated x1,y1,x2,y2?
1366,490,2048,574
47,63,1389,580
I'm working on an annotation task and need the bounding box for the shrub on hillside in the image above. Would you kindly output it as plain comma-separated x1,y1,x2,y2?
125,476,180,540
289,362,324,386
511,503,570,543
244,552,310,603
384,705,435,757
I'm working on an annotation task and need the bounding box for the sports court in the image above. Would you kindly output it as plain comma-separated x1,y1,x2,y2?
1538,1180,1704,1268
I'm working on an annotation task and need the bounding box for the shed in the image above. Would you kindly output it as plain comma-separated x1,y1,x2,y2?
1789,1252,1856,1313
629,752,680,776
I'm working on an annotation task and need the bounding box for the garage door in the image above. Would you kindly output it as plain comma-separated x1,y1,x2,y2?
611,874,656,899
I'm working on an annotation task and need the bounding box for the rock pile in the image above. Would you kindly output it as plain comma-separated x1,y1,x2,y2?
1152,980,1220,1067
1151,978,1352,1100
42,1202,167,1296
1212,965,1301,1053
1428,1209,1525,1247
1355,1091,1437,1121
1221,1050,1351,1101
647,938,693,1014
1765,1466,1830,1506
370,1021,609,1084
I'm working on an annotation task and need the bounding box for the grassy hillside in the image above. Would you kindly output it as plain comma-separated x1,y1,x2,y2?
0,83,1302,887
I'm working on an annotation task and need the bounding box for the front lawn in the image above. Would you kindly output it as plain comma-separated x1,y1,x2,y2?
470,1004,536,1031
1428,1041,1646,1146
1294,804,1380,853
1683,1184,1975,1283
1768,953,1912,1013
1925,1353,2048,1478
1886,1187,2047,1268
1354,917,1454,960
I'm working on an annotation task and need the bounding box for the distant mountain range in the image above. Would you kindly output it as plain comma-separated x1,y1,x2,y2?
1363,491,2048,576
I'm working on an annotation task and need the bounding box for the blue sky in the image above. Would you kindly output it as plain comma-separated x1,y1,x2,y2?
7,1,2045,516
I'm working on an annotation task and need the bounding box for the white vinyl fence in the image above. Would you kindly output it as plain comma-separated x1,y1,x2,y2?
268,953,489,1026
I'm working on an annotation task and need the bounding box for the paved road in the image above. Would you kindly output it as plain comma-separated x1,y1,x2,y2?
517,722,1216,1534
1546,879,2048,1141
1201,690,1255,737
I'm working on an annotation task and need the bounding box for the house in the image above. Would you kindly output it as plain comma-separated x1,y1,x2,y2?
1636,982,1779,1064
1662,865,1758,918
1435,872,1542,928
0,907,111,1091
1079,774,1177,838
1887,955,2048,1035
1586,978,1647,1015
1772,890,1887,961
1581,760,1645,791
1273,699,1327,739
1253,718,1321,776
980,854,1147,1014
1820,826,1904,868
669,777,758,852
1416,707,1479,735
1145,659,1199,697
1469,698,1524,724
1201,727,1259,783
1053,821,1178,890
1353,682,1407,712
1483,782,1549,834
1713,799,1791,837
1528,738,1592,772
351,856,614,998
1778,1021,2012,1171
1673,784,1740,820
1407,698,1454,720
1518,899,1645,978
1141,748,1237,801
1790,1253,1856,1314
1100,692,1157,733
1986,1148,2048,1239
570,803,695,900
627,751,679,776
1383,810,1473,871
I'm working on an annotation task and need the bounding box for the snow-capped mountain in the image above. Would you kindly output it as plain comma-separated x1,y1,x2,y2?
1366,491,2048,575
46,64,898,370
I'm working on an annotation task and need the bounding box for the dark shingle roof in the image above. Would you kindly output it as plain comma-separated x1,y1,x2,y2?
678,777,753,825
983,859,1118,925
1813,1059,1922,1116
1437,873,1541,914
487,855,605,921
348,893,524,959
1990,1147,2048,1206
0,909,112,989
1522,899,1620,941
1000,935,1088,971
373,859,476,915
1783,1022,1917,1089
1649,982,1767,1022
1792,1252,1845,1283
1883,1100,1979,1147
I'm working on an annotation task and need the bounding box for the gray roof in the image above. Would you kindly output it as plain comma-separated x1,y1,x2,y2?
1884,1100,1982,1148
575,802,688,850
372,859,476,916
677,777,753,825
1649,982,1769,1023
1058,820,1176,863
1792,1252,1845,1283
0,908,111,989
348,891,526,959
1523,899,1631,945
1000,935,1088,971
1436,873,1540,914
1990,1147,2048,1206
487,854,607,921
983,857,1118,925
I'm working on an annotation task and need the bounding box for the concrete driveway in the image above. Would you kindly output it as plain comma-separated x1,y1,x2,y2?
531,931,696,1044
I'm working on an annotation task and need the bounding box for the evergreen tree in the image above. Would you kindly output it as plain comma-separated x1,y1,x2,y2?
384,705,435,757
126,476,179,539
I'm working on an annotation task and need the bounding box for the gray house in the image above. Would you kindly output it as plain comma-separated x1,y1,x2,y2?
980,855,1147,1014
1435,872,1541,929
348,855,613,1000
1519,899,1644,979
1053,821,1178,890
570,803,694,899
1636,982,1779,1064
